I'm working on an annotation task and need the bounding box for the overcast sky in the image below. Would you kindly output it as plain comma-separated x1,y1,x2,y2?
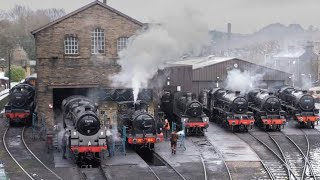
1,0,319,33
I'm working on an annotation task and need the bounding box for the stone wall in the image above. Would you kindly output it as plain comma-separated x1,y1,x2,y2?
34,3,142,130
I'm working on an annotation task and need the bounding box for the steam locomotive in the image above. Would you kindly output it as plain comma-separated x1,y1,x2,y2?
247,89,286,131
276,86,319,128
62,95,107,165
199,88,254,132
160,90,209,136
5,78,37,126
117,100,161,149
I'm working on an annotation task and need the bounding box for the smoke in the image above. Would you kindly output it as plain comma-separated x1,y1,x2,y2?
300,74,312,90
111,8,210,101
225,69,265,94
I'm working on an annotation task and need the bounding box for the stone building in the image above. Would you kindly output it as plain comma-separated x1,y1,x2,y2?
31,1,143,129
265,42,319,87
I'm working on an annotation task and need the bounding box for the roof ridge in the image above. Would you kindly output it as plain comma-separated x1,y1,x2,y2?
31,0,143,35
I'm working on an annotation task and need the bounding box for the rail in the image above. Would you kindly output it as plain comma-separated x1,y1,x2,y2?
3,127,34,180
203,136,232,180
153,151,187,180
248,132,298,180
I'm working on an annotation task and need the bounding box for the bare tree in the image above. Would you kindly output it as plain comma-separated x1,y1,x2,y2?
0,5,66,60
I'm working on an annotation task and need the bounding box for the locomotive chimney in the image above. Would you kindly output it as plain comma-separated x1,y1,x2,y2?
302,90,308,94
268,92,274,95
235,91,241,96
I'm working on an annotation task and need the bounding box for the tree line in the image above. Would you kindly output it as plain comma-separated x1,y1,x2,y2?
0,5,65,61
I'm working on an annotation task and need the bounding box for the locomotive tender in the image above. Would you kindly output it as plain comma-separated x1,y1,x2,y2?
160,90,209,136
276,86,319,128
62,95,107,165
247,89,286,131
117,100,161,149
200,88,254,132
5,78,37,126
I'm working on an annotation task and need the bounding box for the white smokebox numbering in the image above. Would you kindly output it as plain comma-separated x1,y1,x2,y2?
225,69,265,94
111,8,211,101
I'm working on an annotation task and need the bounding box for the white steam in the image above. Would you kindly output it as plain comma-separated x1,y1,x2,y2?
300,75,312,90
225,69,265,94
111,8,210,101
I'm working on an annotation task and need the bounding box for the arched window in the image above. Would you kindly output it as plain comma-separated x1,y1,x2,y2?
117,37,128,52
64,36,78,54
91,28,105,54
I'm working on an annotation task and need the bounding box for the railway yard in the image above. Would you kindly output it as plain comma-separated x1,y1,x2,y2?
0,115,320,180
1,1,320,180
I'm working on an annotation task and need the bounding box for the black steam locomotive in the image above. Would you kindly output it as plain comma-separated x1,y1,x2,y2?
276,86,319,128
247,89,286,131
117,100,160,149
5,80,36,126
160,90,209,136
199,88,254,132
62,95,107,165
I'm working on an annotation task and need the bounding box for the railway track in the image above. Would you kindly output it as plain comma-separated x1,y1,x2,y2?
78,165,108,180
282,131,317,180
3,126,63,180
190,136,232,180
151,151,187,180
248,132,298,180
234,133,278,180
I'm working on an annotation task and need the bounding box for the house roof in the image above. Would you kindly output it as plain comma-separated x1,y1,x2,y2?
31,0,143,35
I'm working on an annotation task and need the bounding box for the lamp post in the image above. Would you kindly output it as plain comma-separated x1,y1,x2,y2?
216,76,220,87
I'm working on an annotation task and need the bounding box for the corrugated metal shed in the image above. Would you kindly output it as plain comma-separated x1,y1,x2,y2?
171,56,291,82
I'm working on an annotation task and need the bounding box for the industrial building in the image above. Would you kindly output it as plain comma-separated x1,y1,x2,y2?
170,56,292,95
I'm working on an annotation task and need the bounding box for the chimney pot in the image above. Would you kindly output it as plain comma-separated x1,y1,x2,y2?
103,0,107,4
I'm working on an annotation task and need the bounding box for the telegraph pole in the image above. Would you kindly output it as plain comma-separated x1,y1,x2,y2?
8,49,11,89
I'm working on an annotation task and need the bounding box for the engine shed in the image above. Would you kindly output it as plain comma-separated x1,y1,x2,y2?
31,1,144,130
170,56,292,95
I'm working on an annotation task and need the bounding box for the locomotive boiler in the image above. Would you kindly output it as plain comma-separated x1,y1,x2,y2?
5,82,36,126
276,86,319,128
247,89,286,131
117,100,161,149
62,95,107,165
199,88,254,132
160,90,209,136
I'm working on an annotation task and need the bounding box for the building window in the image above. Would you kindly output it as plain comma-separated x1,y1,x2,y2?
64,36,78,54
117,37,128,52
91,28,105,54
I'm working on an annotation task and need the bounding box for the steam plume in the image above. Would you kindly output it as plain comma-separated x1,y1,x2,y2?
225,69,265,93
111,8,210,101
